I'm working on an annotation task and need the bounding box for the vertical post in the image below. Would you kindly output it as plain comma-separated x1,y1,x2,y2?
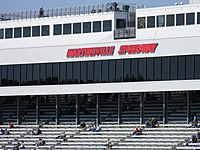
118,94,122,125
76,95,79,126
17,97,20,125
163,92,168,124
0,97,2,125
36,96,39,125
56,95,59,125
187,91,191,124
96,94,100,126
140,93,144,124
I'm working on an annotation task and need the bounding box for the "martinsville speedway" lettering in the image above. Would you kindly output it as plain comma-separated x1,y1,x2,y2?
66,43,158,58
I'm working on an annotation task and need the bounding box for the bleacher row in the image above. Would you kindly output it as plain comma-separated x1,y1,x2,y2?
0,124,199,150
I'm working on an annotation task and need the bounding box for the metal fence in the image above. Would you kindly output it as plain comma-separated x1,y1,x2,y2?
0,3,141,22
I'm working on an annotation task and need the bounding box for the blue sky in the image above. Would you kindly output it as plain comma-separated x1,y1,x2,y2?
0,0,189,13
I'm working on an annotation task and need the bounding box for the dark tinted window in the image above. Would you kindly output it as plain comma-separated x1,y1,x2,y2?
116,60,123,82
54,24,62,35
186,56,194,79
27,64,33,85
59,63,66,84
23,27,31,37
0,29,4,39
147,16,155,28
42,25,49,36
13,65,20,86
109,60,115,82
40,64,46,84
5,28,13,39
63,24,71,34
20,65,27,85
73,62,80,83
170,57,178,80
102,60,109,82
103,20,112,31
14,27,22,38
138,17,146,29
93,21,101,32
66,63,73,83
46,64,53,84
1,66,8,86
131,59,138,81
198,12,200,24
157,15,165,27
94,61,101,82
178,56,185,80
33,64,39,85
7,65,14,86
32,26,40,37
166,14,174,26
124,59,131,81
195,56,200,79
87,61,94,83
154,58,162,80
52,63,59,84
138,58,146,81
116,19,126,28
73,23,81,34
147,58,154,81
176,14,185,26
83,22,91,33
80,62,87,83
186,13,195,25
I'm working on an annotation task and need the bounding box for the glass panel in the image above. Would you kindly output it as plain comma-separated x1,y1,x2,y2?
83,22,91,33
116,59,123,82
186,13,195,25
162,57,169,80
0,29,4,39
93,21,101,32
33,64,39,85
59,63,67,84
63,24,71,34
157,15,165,27
13,65,20,86
40,64,46,84
66,63,73,84
1,66,7,86
103,20,112,31
154,58,162,80
195,55,200,79
170,57,178,80
137,17,146,29
94,61,101,83
186,56,194,79
138,58,146,81
52,63,59,84
7,65,14,86
109,60,115,82
80,61,87,83
20,65,27,85
166,14,174,26
124,59,131,82
147,16,155,28
102,60,109,82
178,56,185,80
42,25,49,36
23,27,31,37
147,58,154,81
53,24,62,35
198,12,200,24
87,61,94,83
46,64,53,84
176,14,185,26
131,59,138,81
73,23,81,34
32,26,40,37
116,19,126,28
73,62,80,84
27,64,33,85
5,28,13,39
14,27,22,38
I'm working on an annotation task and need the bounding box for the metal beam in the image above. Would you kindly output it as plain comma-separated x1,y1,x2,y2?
76,95,79,126
163,92,168,124
187,91,191,124
96,94,100,126
17,97,20,125
56,95,59,125
36,96,39,125
118,93,122,125
140,93,144,124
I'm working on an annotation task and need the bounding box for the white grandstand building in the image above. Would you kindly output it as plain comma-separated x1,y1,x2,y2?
0,0,200,149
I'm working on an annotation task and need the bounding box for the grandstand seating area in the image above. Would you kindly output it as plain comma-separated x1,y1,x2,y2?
0,124,199,149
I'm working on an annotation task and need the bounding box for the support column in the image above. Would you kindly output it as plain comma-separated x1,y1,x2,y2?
36,96,39,125
56,95,59,125
0,97,3,125
96,94,100,126
187,91,191,124
76,95,79,126
17,97,20,125
163,92,168,124
118,94,122,125
140,93,144,124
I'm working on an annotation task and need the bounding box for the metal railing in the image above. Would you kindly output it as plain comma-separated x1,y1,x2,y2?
0,3,141,22
114,27,136,39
